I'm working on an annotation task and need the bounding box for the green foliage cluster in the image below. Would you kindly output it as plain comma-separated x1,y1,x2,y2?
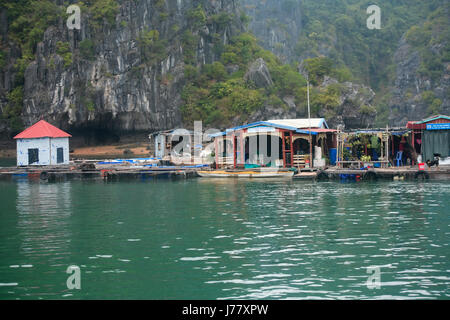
79,82,97,112
0,51,6,69
187,5,207,30
154,0,166,11
295,0,443,90
405,8,450,82
88,0,119,30
79,39,96,61
181,34,310,126
220,33,276,68
0,0,116,129
3,0,61,57
1,0,62,92
137,29,168,65
181,30,200,65
56,41,73,68
302,56,353,85
421,90,443,115
359,104,377,116
180,31,363,126
210,12,234,28
1,86,24,133
302,57,333,85
295,83,342,117
181,79,265,127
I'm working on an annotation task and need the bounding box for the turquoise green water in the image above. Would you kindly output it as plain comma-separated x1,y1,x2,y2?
0,179,449,300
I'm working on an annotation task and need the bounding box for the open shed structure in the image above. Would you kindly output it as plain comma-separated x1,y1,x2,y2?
407,115,450,162
14,120,72,166
336,129,393,168
150,129,195,159
211,118,336,169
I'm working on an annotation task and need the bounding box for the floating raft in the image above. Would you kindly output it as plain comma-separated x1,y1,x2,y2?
0,164,199,182
1,164,449,182
323,167,450,181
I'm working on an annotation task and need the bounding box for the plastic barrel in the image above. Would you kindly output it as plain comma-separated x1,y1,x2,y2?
330,148,337,165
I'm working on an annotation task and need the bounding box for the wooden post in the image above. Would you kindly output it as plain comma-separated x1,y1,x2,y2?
336,131,341,168
240,131,244,165
386,134,390,164
391,135,394,157
290,132,294,167
232,134,236,169
214,138,219,169
281,130,286,168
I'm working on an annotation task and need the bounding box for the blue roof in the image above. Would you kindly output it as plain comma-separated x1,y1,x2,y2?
209,119,326,138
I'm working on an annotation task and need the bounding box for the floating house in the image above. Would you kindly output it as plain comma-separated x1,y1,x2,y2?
14,120,72,166
211,118,336,169
407,115,450,162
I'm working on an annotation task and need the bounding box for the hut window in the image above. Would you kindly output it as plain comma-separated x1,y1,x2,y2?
57,147,64,163
28,148,39,164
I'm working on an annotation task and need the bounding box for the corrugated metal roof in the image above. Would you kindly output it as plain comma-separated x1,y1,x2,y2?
209,118,329,138
415,115,450,124
14,120,72,139
267,118,328,129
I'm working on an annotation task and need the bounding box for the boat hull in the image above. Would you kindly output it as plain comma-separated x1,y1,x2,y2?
197,170,294,178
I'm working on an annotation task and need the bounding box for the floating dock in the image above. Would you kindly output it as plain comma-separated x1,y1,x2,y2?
1,164,449,182
293,167,450,181
0,165,199,182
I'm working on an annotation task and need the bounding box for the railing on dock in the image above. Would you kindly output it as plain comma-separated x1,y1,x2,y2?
217,156,234,168
293,155,308,168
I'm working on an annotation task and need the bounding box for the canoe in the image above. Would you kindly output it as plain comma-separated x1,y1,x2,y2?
197,170,294,178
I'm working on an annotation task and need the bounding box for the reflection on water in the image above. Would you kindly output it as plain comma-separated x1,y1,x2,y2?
16,182,73,259
0,179,449,299
1,182,73,298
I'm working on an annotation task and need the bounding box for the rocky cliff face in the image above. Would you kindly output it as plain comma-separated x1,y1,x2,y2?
319,77,377,129
389,36,450,125
0,0,242,141
241,1,449,128
241,0,302,63
1,1,447,141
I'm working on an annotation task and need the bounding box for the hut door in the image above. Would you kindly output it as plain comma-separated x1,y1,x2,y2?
57,148,64,164
28,148,39,165
282,132,293,167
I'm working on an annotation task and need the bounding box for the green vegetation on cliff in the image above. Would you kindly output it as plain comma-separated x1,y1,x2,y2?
0,0,121,134
181,33,307,127
1,0,448,136
294,0,444,90
405,7,450,82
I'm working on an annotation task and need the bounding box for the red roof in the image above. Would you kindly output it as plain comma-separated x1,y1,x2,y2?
14,120,72,139
406,115,450,130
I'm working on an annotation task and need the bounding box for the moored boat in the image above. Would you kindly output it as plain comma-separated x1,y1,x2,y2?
197,169,294,178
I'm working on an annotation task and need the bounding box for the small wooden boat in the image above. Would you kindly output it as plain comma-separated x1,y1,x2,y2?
197,169,294,178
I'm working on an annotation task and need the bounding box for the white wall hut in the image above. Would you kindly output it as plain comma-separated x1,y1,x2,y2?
14,120,72,166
